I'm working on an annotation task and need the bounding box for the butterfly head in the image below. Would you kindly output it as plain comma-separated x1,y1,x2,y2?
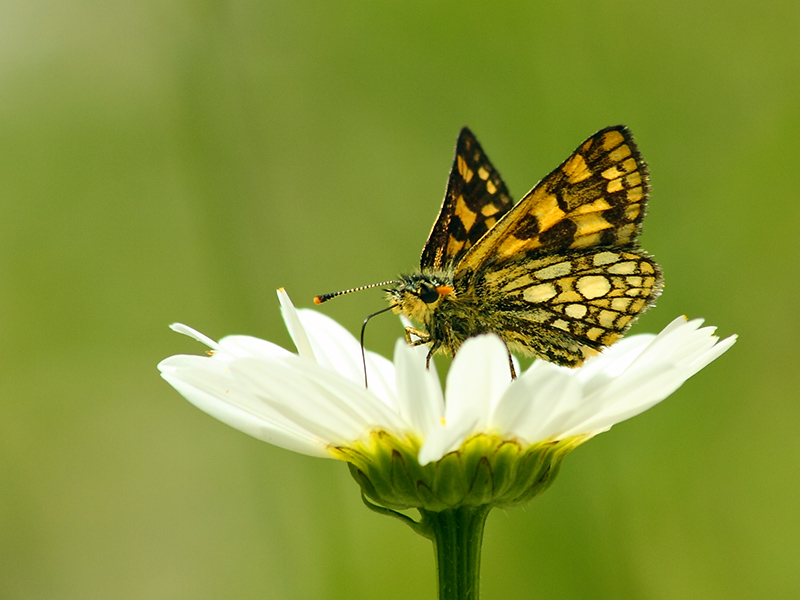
386,272,454,322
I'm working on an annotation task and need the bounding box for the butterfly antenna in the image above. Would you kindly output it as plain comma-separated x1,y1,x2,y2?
313,280,398,305
359,305,396,388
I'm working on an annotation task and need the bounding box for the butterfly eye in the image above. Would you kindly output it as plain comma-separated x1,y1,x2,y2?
418,282,440,304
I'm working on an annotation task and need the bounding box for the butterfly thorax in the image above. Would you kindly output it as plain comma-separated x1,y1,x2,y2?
386,268,486,356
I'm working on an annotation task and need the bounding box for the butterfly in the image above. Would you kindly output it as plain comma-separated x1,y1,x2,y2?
316,126,662,375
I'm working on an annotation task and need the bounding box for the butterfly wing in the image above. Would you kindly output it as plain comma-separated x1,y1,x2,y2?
457,126,650,273
465,248,662,365
420,128,514,270
453,126,662,366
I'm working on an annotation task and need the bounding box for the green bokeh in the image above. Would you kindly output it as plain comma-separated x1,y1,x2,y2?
1,1,797,598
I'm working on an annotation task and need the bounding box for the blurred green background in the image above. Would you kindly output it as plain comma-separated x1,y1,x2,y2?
1,1,797,598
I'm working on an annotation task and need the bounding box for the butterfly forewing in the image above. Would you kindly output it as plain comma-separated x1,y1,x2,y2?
457,126,649,273
420,127,514,270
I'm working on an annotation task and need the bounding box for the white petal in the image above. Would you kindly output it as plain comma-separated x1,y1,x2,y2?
683,334,737,374
296,308,397,408
559,364,679,437
229,356,408,443
158,354,199,374
494,363,582,442
394,339,444,439
626,316,701,370
577,334,655,382
417,413,479,466
491,360,552,429
159,360,330,457
365,348,399,397
277,288,316,362
216,335,293,360
444,334,511,432
559,321,737,437
417,335,510,466
169,323,219,350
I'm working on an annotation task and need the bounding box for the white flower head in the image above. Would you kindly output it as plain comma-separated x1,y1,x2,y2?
158,289,735,510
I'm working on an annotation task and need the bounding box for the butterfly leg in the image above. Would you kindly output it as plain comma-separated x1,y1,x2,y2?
402,327,439,370
504,342,517,379
426,348,435,369
404,327,430,346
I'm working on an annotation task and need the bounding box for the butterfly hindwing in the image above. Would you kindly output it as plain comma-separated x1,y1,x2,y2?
473,248,661,365
420,127,514,270
457,126,649,274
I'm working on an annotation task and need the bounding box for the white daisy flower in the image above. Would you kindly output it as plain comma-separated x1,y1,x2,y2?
158,288,735,511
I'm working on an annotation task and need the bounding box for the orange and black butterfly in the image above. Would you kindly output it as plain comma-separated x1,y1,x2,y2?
315,126,662,374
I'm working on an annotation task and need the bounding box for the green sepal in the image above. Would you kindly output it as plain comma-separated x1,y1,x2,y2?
331,430,589,512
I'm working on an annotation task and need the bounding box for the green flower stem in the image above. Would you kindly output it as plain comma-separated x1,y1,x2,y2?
420,506,492,600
